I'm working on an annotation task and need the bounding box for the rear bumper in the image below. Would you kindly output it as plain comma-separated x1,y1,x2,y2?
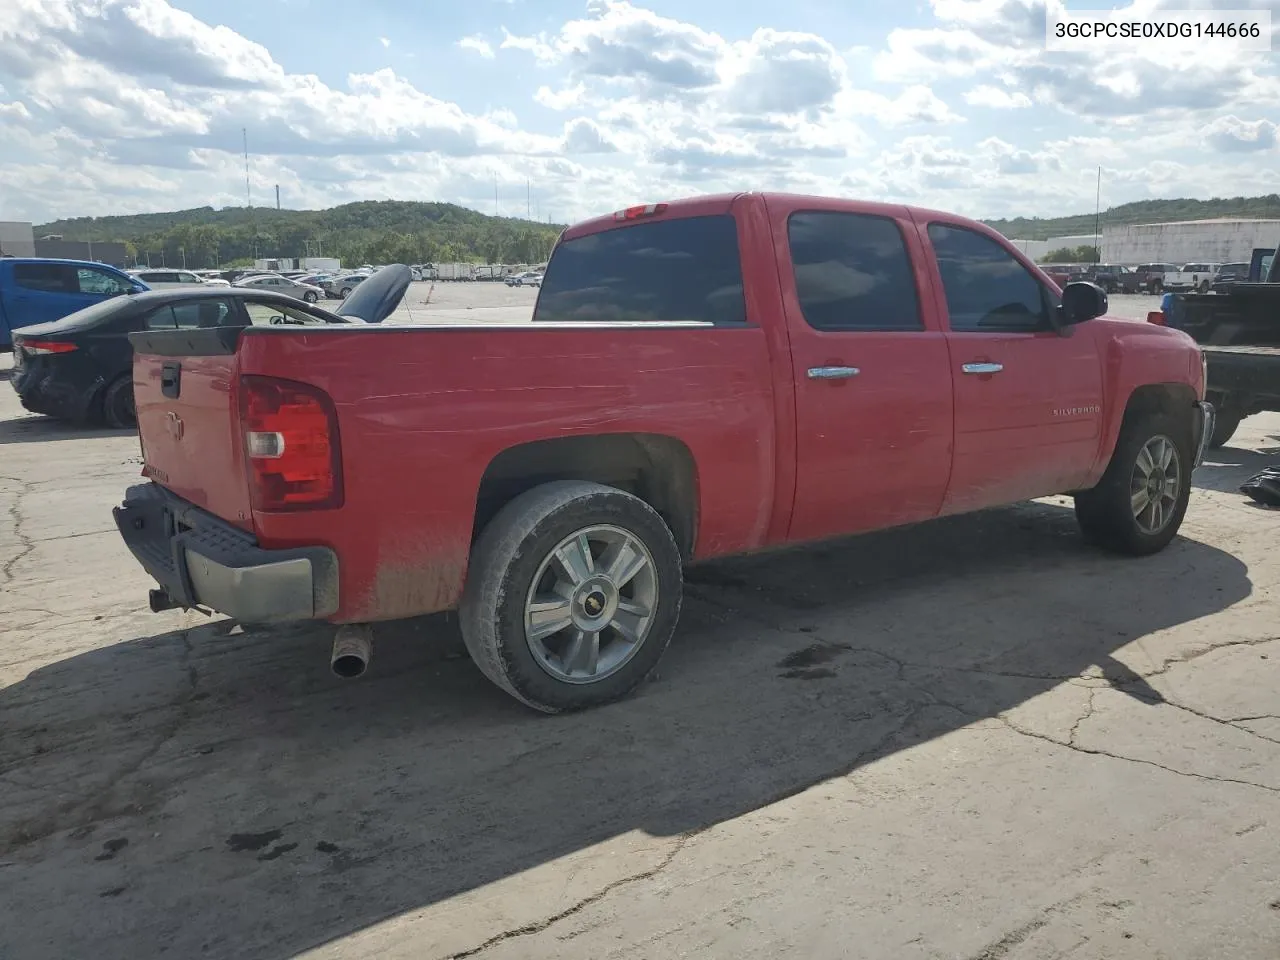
1193,401,1215,469
10,364,100,422
113,483,339,624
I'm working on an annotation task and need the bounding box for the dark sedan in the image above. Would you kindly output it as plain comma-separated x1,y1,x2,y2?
10,269,410,428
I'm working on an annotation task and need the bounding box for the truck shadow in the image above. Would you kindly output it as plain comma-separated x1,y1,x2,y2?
1193,445,1276,493
0,501,1253,960
0,414,134,444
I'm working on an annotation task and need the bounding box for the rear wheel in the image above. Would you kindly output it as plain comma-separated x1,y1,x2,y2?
1074,412,1191,555
102,375,136,429
1198,280,1210,293
304,291,318,303
1150,279,1164,295
459,480,683,713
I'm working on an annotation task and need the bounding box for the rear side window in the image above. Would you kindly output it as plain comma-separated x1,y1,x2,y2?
164,299,236,328
787,211,922,331
14,263,73,293
534,215,746,325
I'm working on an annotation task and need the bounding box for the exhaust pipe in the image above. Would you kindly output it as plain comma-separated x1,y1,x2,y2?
331,624,373,679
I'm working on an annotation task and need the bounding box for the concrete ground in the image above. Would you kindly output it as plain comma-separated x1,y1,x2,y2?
2,285,1279,960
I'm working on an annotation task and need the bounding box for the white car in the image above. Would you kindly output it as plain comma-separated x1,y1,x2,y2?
234,273,325,304
505,271,543,287
129,269,230,288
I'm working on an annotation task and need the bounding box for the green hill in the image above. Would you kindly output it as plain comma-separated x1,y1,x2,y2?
35,200,565,269
984,194,1280,240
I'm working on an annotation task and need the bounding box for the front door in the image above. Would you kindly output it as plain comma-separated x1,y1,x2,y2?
919,219,1103,515
775,202,955,543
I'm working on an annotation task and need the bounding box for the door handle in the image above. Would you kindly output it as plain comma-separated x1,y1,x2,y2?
962,362,1003,375
160,361,182,399
807,366,859,380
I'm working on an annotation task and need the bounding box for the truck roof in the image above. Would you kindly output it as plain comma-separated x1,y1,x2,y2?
560,191,1001,244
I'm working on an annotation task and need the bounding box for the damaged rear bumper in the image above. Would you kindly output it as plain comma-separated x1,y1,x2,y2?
113,482,339,623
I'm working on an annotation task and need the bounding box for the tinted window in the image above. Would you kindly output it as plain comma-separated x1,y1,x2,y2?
77,267,133,295
534,214,745,325
154,299,236,328
14,263,73,293
928,223,1050,332
243,300,330,326
787,212,921,331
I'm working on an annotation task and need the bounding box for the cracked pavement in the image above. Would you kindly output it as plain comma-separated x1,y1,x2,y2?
1,349,1279,960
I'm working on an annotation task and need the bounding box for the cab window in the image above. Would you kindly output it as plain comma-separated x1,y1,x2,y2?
928,223,1052,332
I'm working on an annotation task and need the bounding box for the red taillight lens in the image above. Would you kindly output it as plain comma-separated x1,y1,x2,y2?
18,339,77,355
1147,311,1166,325
238,375,343,511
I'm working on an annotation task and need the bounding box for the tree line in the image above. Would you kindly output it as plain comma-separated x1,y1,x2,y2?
35,200,565,269
986,194,1280,241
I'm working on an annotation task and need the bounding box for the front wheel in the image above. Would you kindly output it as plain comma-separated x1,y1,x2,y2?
304,291,318,303
1150,280,1163,295
460,480,683,713
1074,412,1191,555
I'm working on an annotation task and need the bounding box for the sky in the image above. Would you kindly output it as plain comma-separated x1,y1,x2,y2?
0,0,1277,226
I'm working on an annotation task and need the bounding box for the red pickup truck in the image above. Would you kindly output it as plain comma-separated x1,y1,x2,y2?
114,193,1214,713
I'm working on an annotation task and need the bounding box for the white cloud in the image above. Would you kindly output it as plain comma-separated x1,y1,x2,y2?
0,0,1276,225
459,35,494,59
963,84,1031,108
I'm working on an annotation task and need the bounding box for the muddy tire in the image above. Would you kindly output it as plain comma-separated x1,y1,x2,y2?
459,480,683,713
102,375,136,429
1074,412,1192,556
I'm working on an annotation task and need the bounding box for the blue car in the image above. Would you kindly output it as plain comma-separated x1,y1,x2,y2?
0,258,147,350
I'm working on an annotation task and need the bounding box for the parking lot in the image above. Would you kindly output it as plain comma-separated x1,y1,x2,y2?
2,283,1279,960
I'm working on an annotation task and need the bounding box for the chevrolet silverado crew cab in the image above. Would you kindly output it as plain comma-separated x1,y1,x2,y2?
114,193,1214,713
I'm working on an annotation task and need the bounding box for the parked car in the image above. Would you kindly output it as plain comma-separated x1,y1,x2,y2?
10,273,407,428
1081,264,1142,294
235,273,325,303
505,271,543,287
113,193,1212,714
1211,262,1250,293
1037,263,1076,289
129,269,230,289
1164,263,1221,294
1134,263,1178,294
1,258,146,350
322,273,367,299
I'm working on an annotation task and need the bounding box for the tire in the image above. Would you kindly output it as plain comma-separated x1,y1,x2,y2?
304,291,318,303
1198,280,1210,294
1209,411,1242,449
340,286,352,299
102,375,136,429
459,480,683,713
1150,280,1163,295
1074,411,1192,556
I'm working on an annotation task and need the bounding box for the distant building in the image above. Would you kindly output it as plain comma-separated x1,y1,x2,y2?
0,220,36,258
33,238,129,267
1103,219,1280,265
1007,238,1050,260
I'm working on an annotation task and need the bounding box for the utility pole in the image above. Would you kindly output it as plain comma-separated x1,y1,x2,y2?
527,179,531,219
180,246,186,268
243,128,252,208
1094,166,1102,263
494,176,499,217
275,184,280,210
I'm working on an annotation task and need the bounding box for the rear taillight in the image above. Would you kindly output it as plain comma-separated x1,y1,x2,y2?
238,375,343,511
17,339,77,355
1147,311,1166,325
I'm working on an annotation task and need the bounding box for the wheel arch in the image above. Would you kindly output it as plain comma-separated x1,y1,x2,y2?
472,433,700,559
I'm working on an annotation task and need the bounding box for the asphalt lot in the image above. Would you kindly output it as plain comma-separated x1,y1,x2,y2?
2,285,1279,960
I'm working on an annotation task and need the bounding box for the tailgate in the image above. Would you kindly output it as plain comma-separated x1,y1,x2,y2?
131,327,254,531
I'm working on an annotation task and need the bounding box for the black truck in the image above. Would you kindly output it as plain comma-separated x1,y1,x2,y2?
1164,246,1280,448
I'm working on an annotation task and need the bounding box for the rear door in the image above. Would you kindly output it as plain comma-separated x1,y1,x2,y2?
919,218,1102,515
771,199,955,541
132,297,256,528
3,262,82,329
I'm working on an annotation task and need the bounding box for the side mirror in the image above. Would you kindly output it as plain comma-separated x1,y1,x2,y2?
1058,281,1107,327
